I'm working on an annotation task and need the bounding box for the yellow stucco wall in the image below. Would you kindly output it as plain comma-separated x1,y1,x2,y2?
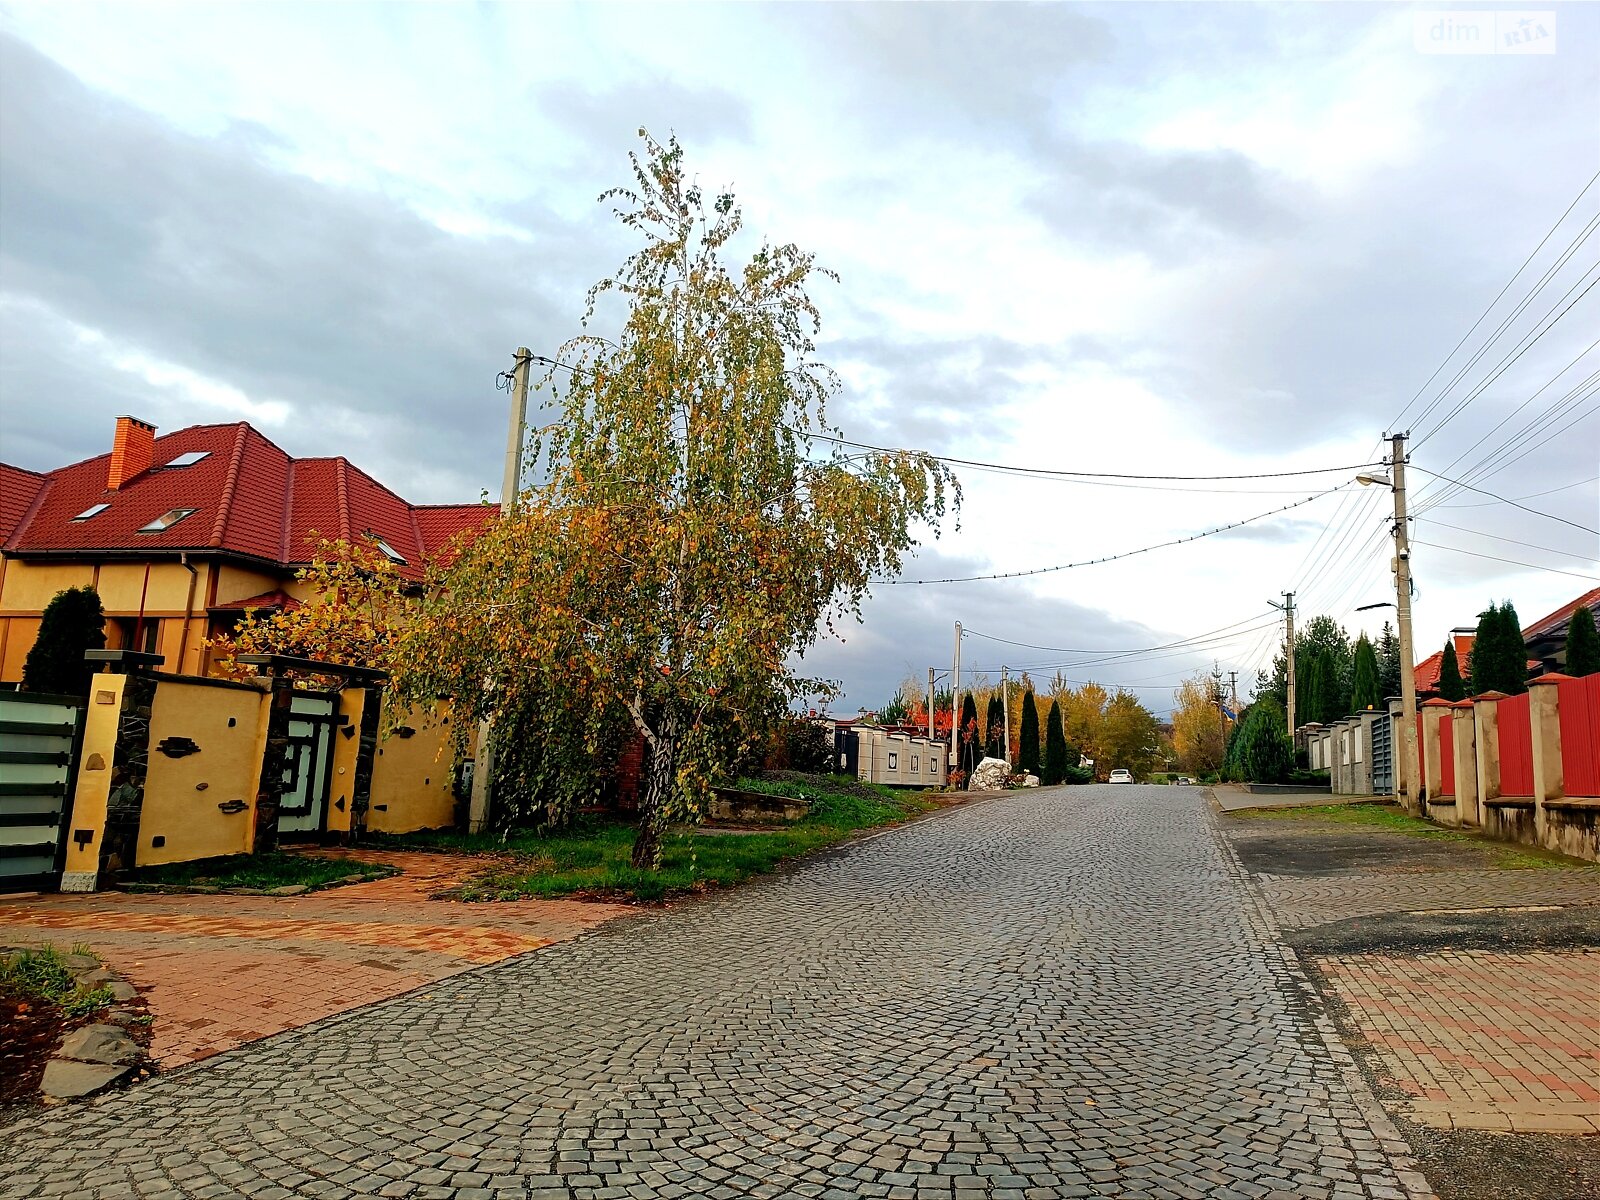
61,671,127,889
0,556,300,682
0,560,95,611
367,704,459,834
135,678,270,867
325,689,365,836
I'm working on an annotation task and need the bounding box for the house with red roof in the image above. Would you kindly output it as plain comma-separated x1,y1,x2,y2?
1412,588,1600,697
1,417,496,680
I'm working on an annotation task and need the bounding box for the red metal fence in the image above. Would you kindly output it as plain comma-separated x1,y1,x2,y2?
1557,674,1600,797
1499,692,1533,797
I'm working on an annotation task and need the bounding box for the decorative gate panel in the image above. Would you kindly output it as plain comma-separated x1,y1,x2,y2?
0,692,84,892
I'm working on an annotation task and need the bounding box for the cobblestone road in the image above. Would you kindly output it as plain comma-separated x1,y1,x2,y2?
3,787,1432,1200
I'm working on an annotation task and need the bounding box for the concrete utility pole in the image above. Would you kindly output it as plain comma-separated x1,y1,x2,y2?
1228,670,1239,711
500,347,534,514
951,622,963,766
1271,591,1297,736
1001,665,1011,767
927,668,936,741
470,347,535,833
1390,432,1421,811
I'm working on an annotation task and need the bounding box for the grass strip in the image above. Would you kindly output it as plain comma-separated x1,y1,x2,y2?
378,774,944,901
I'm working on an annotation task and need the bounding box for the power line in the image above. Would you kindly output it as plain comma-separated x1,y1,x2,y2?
961,612,1272,656
1387,169,1600,432
873,485,1350,585
1411,265,1600,450
1417,518,1593,563
1410,467,1599,536
809,433,1378,483
1411,539,1600,582
1431,475,1599,509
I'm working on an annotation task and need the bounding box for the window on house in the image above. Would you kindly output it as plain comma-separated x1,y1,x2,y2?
72,503,111,521
370,535,408,565
159,451,210,468
138,507,198,533
112,618,161,655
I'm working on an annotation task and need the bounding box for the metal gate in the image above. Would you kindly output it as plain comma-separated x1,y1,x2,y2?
0,692,84,893
1370,711,1393,796
276,692,337,838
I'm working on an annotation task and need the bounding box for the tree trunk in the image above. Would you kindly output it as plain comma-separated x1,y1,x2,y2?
631,714,678,870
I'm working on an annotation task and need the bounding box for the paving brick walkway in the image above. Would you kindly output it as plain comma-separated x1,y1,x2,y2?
1317,950,1600,1135
2,788,1432,1200
1255,870,1600,931
0,850,628,1067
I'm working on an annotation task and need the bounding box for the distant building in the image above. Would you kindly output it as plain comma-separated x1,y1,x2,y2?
1,417,495,680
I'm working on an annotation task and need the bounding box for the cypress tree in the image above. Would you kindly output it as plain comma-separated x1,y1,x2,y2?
22,586,107,697
985,695,1004,759
1377,621,1402,700
1299,653,1323,726
1472,602,1529,695
1436,639,1466,701
1315,647,1344,724
1566,605,1600,677
1043,700,1068,785
1236,697,1293,784
1351,634,1380,710
959,692,980,777
1018,689,1041,776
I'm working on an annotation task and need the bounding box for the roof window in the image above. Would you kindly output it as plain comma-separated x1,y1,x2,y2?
138,507,199,534
371,536,408,565
160,451,211,468
72,503,111,521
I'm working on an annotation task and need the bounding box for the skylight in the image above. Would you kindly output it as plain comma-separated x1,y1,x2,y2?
138,507,199,534
160,451,211,468
371,536,408,565
72,503,111,521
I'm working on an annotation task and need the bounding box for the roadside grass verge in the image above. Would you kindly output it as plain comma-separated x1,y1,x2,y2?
1233,801,1593,869
131,852,395,892
376,775,945,902
0,944,112,1017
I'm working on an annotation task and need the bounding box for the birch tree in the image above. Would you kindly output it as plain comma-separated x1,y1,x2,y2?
394,132,957,867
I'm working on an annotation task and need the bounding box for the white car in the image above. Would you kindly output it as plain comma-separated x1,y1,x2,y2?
1108,768,1134,784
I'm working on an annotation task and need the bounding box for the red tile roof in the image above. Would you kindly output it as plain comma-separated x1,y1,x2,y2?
1414,633,1474,693
207,589,301,614
2,422,497,579
1522,587,1600,643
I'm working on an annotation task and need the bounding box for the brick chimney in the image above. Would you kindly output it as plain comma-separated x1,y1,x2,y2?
107,416,156,490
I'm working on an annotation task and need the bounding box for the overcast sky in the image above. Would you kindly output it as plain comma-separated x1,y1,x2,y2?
2,2,1596,715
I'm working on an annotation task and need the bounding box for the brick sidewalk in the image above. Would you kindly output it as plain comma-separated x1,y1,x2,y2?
0,849,631,1068
1317,949,1600,1135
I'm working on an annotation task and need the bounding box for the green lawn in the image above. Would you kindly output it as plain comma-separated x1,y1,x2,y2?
0,944,114,1017
132,852,395,892
1236,800,1594,869
379,775,944,902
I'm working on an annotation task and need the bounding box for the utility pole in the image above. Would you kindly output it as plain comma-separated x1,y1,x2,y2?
1389,432,1420,812
1269,591,1297,736
927,667,936,741
471,347,534,833
1001,665,1011,767
951,621,962,766
500,347,534,514
1213,661,1225,749
1228,670,1239,711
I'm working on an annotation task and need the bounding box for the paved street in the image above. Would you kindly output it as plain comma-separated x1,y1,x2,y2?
3,786,1430,1200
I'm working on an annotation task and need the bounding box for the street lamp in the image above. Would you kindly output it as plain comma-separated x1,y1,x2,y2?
1356,472,1392,488
1356,601,1395,612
